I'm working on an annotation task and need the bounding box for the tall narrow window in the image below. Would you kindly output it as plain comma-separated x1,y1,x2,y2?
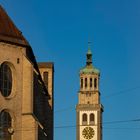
85,78,87,88
90,78,92,88
0,111,12,139
81,78,83,88
0,63,12,97
90,113,95,125
43,72,48,88
94,78,97,89
82,113,87,125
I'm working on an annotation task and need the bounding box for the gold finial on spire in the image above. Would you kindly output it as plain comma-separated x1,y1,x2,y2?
88,41,91,49
87,35,92,53
87,40,92,55
88,35,91,48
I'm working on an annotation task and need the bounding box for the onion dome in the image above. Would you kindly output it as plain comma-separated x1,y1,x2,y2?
80,47,100,75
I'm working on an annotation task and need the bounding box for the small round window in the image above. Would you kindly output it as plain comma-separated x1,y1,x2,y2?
0,63,12,97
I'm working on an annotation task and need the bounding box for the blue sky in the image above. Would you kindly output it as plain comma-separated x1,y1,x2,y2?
1,0,140,140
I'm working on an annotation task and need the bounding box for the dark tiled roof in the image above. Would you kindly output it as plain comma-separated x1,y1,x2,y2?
38,62,54,69
0,5,29,46
0,5,49,96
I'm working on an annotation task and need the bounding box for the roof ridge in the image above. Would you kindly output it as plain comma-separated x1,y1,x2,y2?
0,5,29,46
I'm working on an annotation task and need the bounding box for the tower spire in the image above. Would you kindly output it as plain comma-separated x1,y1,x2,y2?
86,41,92,66
76,41,103,140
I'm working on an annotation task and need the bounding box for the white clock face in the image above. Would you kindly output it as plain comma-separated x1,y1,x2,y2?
82,127,95,139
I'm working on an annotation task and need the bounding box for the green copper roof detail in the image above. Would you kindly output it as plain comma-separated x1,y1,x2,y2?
80,43,100,74
80,65,100,74
86,47,92,65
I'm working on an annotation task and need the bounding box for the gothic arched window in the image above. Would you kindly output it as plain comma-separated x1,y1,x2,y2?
90,78,92,88
94,78,97,89
81,78,83,88
0,111,12,139
43,72,48,88
82,113,87,125
85,78,87,88
90,113,95,125
0,63,12,97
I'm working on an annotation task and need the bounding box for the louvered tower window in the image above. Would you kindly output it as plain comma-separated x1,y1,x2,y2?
90,113,95,125
82,113,87,125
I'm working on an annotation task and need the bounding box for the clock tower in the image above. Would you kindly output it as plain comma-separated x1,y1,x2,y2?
76,46,103,140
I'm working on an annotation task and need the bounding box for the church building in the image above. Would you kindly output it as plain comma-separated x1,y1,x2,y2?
0,5,54,140
76,47,103,140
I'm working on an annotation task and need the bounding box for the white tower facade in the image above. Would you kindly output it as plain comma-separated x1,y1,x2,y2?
76,47,103,140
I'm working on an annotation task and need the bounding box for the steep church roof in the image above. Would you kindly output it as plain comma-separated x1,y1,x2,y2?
0,5,49,96
0,5,29,46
